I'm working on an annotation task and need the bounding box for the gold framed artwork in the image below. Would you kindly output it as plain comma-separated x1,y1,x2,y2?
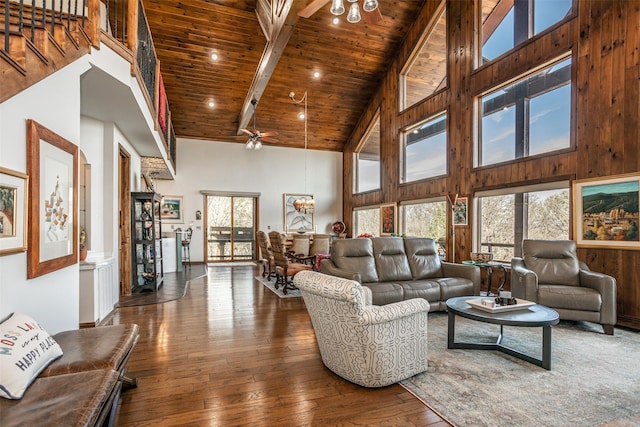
573,173,639,250
283,193,314,232
26,120,78,278
0,167,28,256
380,203,397,236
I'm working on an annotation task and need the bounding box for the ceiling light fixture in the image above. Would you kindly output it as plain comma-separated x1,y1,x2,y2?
211,53,218,61
208,101,215,108
289,90,315,215
331,0,378,23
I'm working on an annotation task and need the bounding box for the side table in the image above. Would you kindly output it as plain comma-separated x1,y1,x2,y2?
462,261,507,296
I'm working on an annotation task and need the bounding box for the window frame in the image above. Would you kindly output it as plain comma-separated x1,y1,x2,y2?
474,53,575,169
475,0,576,69
353,110,381,195
473,180,570,261
401,111,449,184
352,206,381,238
398,0,447,112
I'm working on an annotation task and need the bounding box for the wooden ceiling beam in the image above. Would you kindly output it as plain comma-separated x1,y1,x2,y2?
236,0,310,135
298,0,330,19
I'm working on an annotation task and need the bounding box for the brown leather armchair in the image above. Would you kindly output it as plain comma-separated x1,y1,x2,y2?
511,239,617,335
256,231,275,281
269,231,312,294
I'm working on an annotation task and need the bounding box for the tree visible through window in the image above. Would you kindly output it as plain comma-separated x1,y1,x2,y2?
353,208,380,237
477,185,569,262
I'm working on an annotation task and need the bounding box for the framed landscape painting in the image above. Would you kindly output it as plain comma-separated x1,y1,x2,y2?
27,120,78,278
0,167,28,256
573,173,640,250
160,196,183,223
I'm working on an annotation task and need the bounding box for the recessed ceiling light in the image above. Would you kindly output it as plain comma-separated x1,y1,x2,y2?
208,101,215,108
313,71,321,79
211,53,219,61
299,112,305,119
332,17,340,25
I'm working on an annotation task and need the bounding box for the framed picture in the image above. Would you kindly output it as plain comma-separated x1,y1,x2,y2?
0,167,28,256
573,173,639,250
26,120,78,278
453,196,468,226
380,203,397,236
160,196,183,223
284,193,314,232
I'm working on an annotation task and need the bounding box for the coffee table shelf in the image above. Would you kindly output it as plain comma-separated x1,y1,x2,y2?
446,296,559,370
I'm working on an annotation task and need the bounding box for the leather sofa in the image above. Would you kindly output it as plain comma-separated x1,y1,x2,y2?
1,324,139,427
320,237,480,310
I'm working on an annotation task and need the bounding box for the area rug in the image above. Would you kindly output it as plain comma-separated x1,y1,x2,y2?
254,276,301,298
401,312,640,427
117,265,207,307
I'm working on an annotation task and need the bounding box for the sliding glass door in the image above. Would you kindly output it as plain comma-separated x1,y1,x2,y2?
205,195,257,262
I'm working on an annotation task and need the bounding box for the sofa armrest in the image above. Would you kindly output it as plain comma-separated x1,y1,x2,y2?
359,298,430,325
579,263,617,325
441,262,481,295
510,257,539,300
320,259,362,283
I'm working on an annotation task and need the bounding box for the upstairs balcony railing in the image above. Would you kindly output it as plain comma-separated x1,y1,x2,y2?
1,0,176,172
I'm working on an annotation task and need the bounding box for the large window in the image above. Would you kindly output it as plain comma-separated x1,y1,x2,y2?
353,207,380,237
354,114,380,194
400,199,447,241
399,4,447,110
477,56,571,166
480,0,573,64
402,112,447,183
476,183,570,262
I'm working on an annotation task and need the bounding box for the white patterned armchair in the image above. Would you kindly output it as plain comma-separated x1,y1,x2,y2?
294,271,430,387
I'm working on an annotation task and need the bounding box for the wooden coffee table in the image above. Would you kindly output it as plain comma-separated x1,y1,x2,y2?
446,296,560,370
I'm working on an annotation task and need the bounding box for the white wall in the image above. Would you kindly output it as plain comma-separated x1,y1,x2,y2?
0,60,90,333
1,43,150,333
153,138,343,262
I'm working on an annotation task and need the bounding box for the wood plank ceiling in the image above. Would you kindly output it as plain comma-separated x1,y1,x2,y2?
141,0,427,152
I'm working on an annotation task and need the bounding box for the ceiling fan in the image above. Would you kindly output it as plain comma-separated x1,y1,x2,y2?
299,0,383,25
239,99,279,149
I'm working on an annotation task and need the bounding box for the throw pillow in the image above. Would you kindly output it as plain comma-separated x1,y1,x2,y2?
0,313,63,399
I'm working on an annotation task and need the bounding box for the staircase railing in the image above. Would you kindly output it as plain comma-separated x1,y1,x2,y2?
1,0,177,174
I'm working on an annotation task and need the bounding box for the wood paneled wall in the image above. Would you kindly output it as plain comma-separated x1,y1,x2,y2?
342,0,640,329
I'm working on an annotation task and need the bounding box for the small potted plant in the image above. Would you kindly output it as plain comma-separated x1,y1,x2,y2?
79,226,87,261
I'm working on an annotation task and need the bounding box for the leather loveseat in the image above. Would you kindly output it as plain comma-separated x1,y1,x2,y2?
1,323,139,427
320,237,480,310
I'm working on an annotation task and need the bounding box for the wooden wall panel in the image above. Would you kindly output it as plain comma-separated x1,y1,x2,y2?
343,0,639,329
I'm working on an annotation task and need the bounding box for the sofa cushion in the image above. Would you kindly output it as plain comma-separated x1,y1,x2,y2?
538,285,602,312
364,282,404,305
0,369,119,427
523,240,580,286
404,238,443,279
435,277,477,300
41,324,139,377
0,313,63,400
331,238,379,283
398,280,441,303
372,237,412,282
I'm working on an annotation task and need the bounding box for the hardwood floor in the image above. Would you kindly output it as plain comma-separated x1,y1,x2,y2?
106,264,450,426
